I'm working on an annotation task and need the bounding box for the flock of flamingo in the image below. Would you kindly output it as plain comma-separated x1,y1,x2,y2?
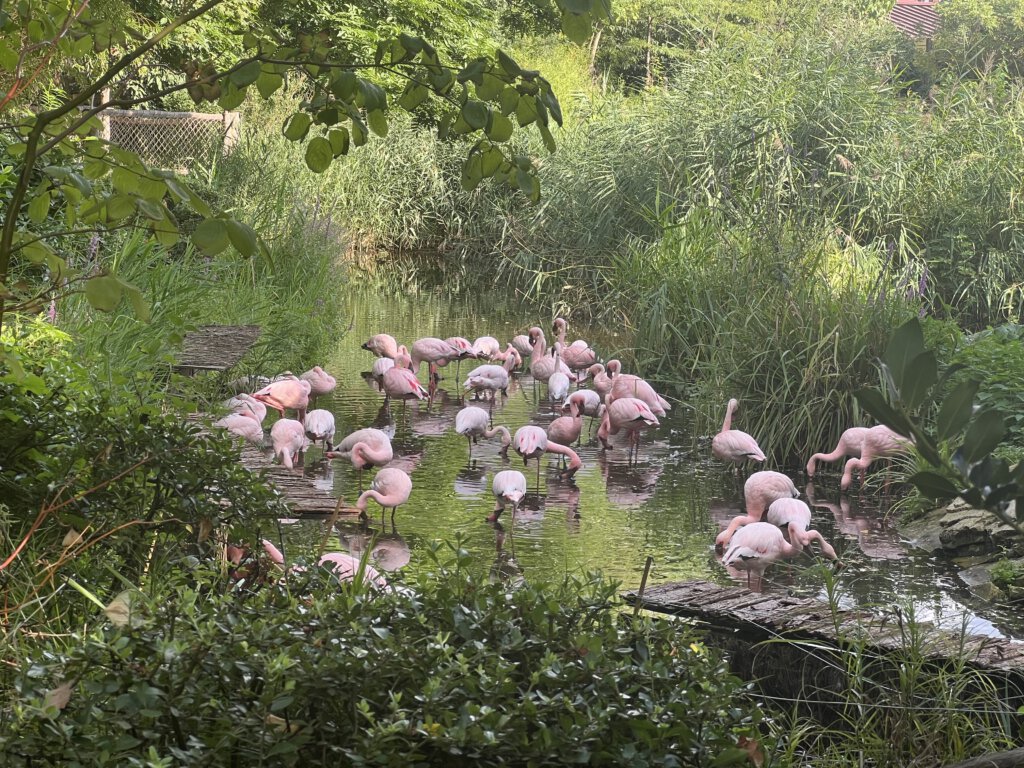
213,317,913,592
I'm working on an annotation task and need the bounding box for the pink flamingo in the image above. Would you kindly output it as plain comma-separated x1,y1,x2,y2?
303,409,335,450
411,337,464,383
711,398,765,466
527,327,575,384
463,364,510,403
597,397,660,461
548,368,571,402
722,522,802,590
841,425,912,491
563,388,602,437
258,539,388,590
552,317,597,375
371,356,395,382
547,394,584,447
511,334,532,360
472,336,501,359
270,418,308,469
489,469,527,522
587,363,613,401
362,334,399,359
494,343,522,371
326,427,393,490
806,426,870,477
299,366,337,399
605,360,671,417
444,336,479,379
356,467,412,527
765,497,841,563
715,470,799,548
224,393,267,423
252,378,311,423
514,425,582,486
382,366,429,404
213,412,264,445
454,406,511,458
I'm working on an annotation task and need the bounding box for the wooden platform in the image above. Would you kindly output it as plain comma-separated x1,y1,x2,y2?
174,325,261,375
623,579,1024,676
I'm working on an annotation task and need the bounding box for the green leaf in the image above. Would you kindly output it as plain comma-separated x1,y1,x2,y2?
461,153,484,192
153,217,180,247
462,100,489,130
539,123,556,153
936,380,980,441
329,128,350,157
283,113,312,141
561,11,592,45
481,146,504,177
900,350,937,410
111,166,138,194
218,83,246,111
135,198,165,221
83,159,108,180
516,95,539,127
330,71,357,100
883,318,926,393
487,112,514,142
226,220,258,256
230,60,262,87
0,41,18,70
961,410,1006,465
256,71,284,99
357,81,387,111
122,284,151,322
304,137,333,173
106,194,136,221
909,471,960,500
499,86,519,115
477,73,505,101
351,118,368,147
85,276,123,312
853,388,916,437
398,83,430,111
27,191,50,223
367,109,388,138
497,50,523,77
192,219,230,256
135,175,166,201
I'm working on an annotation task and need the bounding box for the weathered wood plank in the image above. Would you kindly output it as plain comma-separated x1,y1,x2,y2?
175,324,262,373
622,578,1024,676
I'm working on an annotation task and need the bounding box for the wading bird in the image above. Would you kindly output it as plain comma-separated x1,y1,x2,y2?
715,470,799,549
253,378,311,423
300,366,337,400
841,425,912,491
605,360,671,417
454,406,511,459
303,409,336,451
711,398,765,466
806,426,870,477
355,467,412,528
213,412,264,445
327,428,393,490
597,397,660,461
765,497,841,564
490,470,527,522
362,334,400,359
270,418,308,469
722,522,801,590
514,425,582,487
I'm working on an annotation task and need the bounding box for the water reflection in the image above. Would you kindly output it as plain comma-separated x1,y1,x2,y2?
256,287,1024,638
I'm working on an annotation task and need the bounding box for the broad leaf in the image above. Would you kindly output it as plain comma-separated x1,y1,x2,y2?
561,11,592,45
84,276,123,312
909,471,960,500
462,100,489,130
192,219,230,256
961,410,1006,465
304,137,333,172
936,379,980,440
883,318,925,393
256,71,283,99
900,350,937,410
853,388,915,437
283,113,312,141
226,220,258,257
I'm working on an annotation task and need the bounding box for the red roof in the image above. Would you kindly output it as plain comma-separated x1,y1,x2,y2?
889,1,941,39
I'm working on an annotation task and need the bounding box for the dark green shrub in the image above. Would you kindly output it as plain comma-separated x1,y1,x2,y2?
1,545,759,767
950,325,1024,454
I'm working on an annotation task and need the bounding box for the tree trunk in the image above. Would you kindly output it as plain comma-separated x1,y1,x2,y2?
588,25,603,79
645,16,653,89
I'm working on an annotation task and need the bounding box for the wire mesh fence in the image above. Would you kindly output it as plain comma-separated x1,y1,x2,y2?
103,109,241,171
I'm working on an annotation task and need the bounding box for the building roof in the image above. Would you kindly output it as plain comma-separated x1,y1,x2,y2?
889,0,941,39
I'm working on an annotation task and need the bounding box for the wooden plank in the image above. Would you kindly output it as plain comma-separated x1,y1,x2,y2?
622,578,1024,676
175,324,261,373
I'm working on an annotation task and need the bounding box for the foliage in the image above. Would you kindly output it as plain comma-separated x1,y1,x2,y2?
935,0,1024,77
1,545,759,766
0,316,288,627
948,325,1024,451
0,0,613,343
855,317,1024,536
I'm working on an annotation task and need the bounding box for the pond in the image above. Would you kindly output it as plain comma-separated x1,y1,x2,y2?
264,285,1022,640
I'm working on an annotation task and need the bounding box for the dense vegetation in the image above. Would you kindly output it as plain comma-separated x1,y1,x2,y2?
4,0,1024,765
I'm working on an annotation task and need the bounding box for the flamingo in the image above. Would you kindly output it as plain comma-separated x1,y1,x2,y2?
411,337,464,383
355,467,412,527
463,364,510,403
382,366,429,404
494,343,522,371
715,470,799,548
444,336,479,379
806,426,871,477
722,522,802,589
597,397,660,460
223,393,267,423
514,425,582,486
490,470,527,522
303,409,336,450
454,406,511,458
548,369,570,402
711,398,765,466
588,363,613,401
213,412,264,445
270,418,308,469
547,394,584,447
258,539,388,590
326,427,393,490
527,327,575,384
252,378,311,423
371,356,395,383
299,366,337,399
563,388,602,436
472,336,501,359
511,334,532,360
362,334,399,359
841,425,912,491
605,360,671,417
765,497,841,564
552,317,597,375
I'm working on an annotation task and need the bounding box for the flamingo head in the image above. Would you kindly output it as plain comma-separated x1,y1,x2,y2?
528,327,543,347
552,317,566,333
607,360,621,376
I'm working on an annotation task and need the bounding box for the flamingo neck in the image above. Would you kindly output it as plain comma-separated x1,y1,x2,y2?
353,442,389,466
530,333,547,363
545,440,581,471
485,425,512,446
721,400,737,432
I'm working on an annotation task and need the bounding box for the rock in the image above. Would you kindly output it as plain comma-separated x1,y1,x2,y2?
898,499,1023,558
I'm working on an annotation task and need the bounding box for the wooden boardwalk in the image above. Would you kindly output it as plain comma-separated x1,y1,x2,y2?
623,579,1024,677
174,325,261,375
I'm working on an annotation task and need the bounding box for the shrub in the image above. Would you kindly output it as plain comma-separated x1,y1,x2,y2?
1,545,759,767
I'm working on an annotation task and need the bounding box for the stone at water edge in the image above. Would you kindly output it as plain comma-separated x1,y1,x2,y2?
898,498,1023,558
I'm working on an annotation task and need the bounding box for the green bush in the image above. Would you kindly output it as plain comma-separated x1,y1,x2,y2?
950,324,1024,454
1,544,759,767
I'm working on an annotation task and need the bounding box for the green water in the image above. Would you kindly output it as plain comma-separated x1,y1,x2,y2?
263,286,1020,639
